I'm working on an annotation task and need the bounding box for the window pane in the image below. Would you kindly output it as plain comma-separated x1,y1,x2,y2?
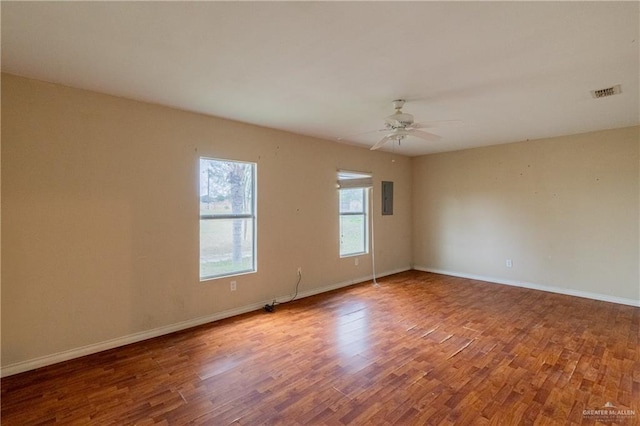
339,188,365,213
200,158,254,216
200,218,255,278
199,157,256,280
340,214,366,256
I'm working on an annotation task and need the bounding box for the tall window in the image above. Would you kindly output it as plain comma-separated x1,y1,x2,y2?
338,171,372,257
200,158,256,280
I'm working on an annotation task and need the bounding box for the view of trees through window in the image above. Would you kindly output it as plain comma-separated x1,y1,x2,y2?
199,158,256,279
339,188,367,256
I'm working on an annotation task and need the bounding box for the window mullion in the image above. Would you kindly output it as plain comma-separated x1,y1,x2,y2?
200,214,254,220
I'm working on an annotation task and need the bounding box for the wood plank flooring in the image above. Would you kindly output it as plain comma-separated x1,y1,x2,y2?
2,271,639,425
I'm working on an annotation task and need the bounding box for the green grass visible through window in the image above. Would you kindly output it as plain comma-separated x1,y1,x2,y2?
199,157,256,280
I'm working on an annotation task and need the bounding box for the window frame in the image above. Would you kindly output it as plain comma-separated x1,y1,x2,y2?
339,187,369,257
337,170,372,258
199,157,257,281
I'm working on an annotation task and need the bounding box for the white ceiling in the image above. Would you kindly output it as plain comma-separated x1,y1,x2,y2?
2,1,638,156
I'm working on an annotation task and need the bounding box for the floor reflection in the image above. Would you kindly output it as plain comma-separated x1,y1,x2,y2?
335,302,370,359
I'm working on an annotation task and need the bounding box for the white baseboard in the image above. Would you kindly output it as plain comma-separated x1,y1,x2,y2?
413,266,640,308
291,266,411,301
1,267,410,378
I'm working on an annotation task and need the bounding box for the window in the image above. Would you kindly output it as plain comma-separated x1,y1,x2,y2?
200,157,256,280
338,171,372,257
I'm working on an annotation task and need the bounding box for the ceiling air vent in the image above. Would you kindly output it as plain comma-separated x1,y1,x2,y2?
591,84,622,99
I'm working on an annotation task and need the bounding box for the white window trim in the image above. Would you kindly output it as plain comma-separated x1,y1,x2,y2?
199,157,257,281
338,170,372,258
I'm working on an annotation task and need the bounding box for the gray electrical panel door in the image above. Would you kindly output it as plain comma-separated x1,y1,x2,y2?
382,181,393,215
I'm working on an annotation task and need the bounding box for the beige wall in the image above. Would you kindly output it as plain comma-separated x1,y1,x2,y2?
1,74,413,370
3,73,638,374
412,126,639,303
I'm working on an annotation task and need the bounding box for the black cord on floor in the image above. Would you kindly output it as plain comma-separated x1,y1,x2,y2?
264,270,302,313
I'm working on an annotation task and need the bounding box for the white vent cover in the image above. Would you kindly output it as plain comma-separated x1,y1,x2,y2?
591,84,622,99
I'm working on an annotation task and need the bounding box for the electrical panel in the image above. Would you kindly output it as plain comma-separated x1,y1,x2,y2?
382,181,393,215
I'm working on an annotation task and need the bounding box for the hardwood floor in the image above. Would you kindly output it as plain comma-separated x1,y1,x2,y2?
2,271,638,425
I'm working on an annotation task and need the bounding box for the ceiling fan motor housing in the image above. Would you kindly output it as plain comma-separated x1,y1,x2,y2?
392,99,406,109
386,112,414,128
386,100,414,128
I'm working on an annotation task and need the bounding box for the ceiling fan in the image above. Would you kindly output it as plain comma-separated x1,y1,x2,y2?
340,100,443,151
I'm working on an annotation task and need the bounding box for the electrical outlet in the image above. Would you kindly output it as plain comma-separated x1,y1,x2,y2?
297,267,302,275
506,259,513,268
230,281,237,291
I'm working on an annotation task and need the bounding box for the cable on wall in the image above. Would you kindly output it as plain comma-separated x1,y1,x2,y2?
370,185,378,286
264,270,302,313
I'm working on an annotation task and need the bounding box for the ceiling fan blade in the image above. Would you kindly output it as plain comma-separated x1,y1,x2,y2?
409,129,442,141
337,128,386,141
370,135,393,151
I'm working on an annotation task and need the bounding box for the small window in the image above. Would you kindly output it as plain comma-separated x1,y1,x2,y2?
200,157,256,280
338,171,372,257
